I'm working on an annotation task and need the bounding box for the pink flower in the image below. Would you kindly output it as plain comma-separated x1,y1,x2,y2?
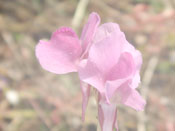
35,12,146,131
78,23,146,131
36,12,100,121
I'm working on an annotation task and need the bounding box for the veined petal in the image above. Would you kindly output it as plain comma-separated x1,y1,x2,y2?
36,27,82,74
98,96,118,131
81,81,91,121
81,12,100,56
79,31,125,93
89,31,125,76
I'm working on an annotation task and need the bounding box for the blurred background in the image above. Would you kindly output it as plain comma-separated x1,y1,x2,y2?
0,0,175,131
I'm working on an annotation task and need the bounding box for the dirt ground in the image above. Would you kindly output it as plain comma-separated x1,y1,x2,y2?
0,0,175,131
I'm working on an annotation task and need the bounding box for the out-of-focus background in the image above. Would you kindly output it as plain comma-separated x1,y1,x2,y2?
0,0,175,131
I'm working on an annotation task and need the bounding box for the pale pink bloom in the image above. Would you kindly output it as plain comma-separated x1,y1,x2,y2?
78,23,146,130
36,12,100,121
35,12,146,131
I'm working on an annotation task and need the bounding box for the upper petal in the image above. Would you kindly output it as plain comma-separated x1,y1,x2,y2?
88,31,125,78
81,12,100,56
94,23,143,89
36,27,82,74
93,22,121,44
78,31,125,92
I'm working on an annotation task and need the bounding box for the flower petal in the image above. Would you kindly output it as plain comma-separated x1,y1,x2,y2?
93,22,121,44
106,78,130,102
89,28,125,76
94,23,143,89
106,52,135,81
107,80,146,111
104,52,135,103
36,27,82,74
131,71,141,88
78,59,105,93
81,12,100,56
98,95,118,131
79,31,125,93
124,42,142,70
122,86,146,111
123,42,143,88
81,81,91,121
